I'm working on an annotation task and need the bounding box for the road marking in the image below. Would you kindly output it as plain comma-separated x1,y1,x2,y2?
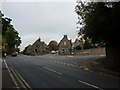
78,80,104,90
60,62,63,64
4,59,32,90
3,60,19,89
14,69,32,90
43,67,62,75
71,64,75,67
10,68,26,89
63,63,66,65
67,63,70,66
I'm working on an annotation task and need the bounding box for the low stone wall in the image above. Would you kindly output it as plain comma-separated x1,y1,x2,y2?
75,48,105,55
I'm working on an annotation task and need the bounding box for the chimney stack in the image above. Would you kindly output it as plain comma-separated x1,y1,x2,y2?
64,35,67,38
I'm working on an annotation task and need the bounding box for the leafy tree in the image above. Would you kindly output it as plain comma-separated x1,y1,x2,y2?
75,1,120,70
48,40,58,51
1,12,21,54
83,38,94,49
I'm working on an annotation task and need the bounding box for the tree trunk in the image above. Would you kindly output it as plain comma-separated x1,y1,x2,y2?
105,43,120,71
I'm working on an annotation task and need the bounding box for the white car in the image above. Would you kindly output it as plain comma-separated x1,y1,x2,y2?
51,51,56,54
11,51,18,57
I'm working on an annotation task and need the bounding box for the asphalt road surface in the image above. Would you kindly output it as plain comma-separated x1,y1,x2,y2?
3,54,120,89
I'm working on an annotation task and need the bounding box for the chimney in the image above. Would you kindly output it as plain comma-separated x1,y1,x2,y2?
38,37,41,42
64,35,67,38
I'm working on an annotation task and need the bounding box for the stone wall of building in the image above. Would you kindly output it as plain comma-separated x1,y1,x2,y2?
24,38,49,55
58,35,72,55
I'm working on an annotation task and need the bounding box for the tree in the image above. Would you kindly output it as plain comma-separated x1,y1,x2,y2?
48,40,58,51
75,1,120,71
83,38,93,49
1,12,21,54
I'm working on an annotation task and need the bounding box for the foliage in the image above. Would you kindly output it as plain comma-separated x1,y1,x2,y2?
83,38,94,49
1,12,21,54
48,40,58,51
75,1,120,70
75,1,120,45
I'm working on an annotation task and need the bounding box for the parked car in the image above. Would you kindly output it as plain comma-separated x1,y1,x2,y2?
2,53,7,57
70,52,74,55
51,50,56,54
11,51,18,57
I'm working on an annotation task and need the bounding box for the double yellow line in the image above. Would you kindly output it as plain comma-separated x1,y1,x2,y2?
10,68,32,90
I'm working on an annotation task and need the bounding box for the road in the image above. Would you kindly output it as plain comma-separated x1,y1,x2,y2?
3,54,119,89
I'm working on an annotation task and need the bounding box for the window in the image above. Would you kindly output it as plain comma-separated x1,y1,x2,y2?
64,42,66,45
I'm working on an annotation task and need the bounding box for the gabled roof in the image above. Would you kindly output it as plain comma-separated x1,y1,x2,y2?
58,35,72,47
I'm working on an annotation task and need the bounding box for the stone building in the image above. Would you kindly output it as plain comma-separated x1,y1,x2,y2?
58,35,72,55
72,38,84,50
24,38,49,55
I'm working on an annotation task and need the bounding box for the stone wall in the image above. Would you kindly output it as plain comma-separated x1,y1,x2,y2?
75,48,105,55
58,35,72,55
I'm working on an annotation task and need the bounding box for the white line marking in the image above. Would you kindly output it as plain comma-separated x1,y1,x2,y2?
78,80,104,90
3,60,19,88
67,64,70,66
71,64,75,67
43,67,62,75
60,62,63,64
63,63,66,65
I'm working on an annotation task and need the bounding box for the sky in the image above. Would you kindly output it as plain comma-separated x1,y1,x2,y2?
1,1,79,51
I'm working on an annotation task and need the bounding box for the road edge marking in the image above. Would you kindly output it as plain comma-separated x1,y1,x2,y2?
78,80,104,90
13,69,32,90
10,68,26,89
3,60,19,89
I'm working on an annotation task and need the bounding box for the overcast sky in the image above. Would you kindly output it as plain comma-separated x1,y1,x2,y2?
2,1,79,51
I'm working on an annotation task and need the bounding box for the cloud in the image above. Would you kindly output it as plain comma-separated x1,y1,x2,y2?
2,2,78,51
1,0,76,2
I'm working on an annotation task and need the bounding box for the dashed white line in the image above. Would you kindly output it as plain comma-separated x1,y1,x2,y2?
43,67,63,75
63,63,66,65
78,80,104,90
71,64,75,67
60,62,63,64
67,64,70,66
